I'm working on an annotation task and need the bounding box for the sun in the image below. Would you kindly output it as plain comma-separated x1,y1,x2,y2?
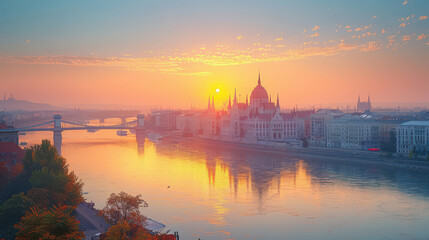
215,88,220,93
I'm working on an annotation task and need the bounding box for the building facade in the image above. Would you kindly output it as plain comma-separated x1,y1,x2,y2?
310,109,344,147
327,115,381,149
0,121,18,145
396,121,429,155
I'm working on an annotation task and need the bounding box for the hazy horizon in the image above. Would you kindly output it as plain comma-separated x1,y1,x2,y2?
1,0,428,109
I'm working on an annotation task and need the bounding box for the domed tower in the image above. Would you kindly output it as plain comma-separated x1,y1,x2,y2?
249,73,269,113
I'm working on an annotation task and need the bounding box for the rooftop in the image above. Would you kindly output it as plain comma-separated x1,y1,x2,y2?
401,121,429,126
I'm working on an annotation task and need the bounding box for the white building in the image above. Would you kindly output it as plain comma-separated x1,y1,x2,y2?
396,121,429,155
327,114,381,150
176,112,203,136
310,109,344,147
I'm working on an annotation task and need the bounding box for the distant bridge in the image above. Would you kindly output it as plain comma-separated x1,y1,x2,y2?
0,114,145,155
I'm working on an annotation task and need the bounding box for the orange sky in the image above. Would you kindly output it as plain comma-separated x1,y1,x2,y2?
0,0,428,109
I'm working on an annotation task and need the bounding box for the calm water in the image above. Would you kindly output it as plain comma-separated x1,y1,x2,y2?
20,120,429,240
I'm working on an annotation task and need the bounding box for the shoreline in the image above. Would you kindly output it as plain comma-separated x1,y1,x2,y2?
159,134,429,171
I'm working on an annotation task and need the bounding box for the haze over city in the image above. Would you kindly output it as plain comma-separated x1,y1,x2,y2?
1,1,429,240
1,0,428,109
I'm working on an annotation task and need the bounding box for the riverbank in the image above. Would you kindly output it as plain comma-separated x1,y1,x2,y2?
157,133,429,171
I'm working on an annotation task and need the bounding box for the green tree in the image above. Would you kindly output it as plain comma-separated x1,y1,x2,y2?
24,140,83,207
23,140,68,174
0,140,84,239
0,161,11,189
26,188,50,209
0,193,34,239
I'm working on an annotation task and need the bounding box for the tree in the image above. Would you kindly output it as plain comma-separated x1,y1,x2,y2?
14,206,46,240
102,192,148,226
0,161,11,189
26,188,50,209
23,140,68,174
24,140,83,208
0,193,34,239
106,220,130,240
15,205,84,240
106,219,152,240
43,205,84,240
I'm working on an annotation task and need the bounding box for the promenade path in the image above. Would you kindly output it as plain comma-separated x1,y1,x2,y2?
76,203,110,240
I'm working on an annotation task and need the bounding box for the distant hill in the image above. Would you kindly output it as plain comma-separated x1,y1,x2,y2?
0,98,66,111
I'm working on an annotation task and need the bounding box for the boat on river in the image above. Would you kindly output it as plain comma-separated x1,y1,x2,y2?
116,130,128,136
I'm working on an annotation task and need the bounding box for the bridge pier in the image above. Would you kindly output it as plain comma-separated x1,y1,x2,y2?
136,114,145,154
137,114,145,131
53,131,62,156
53,115,63,155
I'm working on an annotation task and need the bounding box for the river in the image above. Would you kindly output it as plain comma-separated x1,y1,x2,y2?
19,119,429,240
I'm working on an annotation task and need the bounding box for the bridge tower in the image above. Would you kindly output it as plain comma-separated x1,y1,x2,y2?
53,115,63,155
136,114,145,153
137,114,145,130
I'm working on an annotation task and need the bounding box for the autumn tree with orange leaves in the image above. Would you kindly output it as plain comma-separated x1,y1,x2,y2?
15,205,84,240
101,191,148,226
101,192,152,239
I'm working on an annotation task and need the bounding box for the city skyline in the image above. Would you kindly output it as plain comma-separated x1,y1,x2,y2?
1,0,428,108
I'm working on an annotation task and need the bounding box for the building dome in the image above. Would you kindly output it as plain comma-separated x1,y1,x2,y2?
250,74,269,102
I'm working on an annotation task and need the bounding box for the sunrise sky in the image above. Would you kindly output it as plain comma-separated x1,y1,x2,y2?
0,0,428,109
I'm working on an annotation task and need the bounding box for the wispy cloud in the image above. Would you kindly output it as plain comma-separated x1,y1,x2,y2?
417,34,427,40
402,35,411,42
419,16,428,20
309,32,319,38
360,41,381,52
0,17,423,76
402,0,408,5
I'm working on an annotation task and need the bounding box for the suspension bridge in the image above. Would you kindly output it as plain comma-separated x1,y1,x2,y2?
0,114,145,155
12,114,144,132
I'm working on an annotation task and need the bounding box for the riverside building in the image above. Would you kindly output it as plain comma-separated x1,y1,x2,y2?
396,121,429,155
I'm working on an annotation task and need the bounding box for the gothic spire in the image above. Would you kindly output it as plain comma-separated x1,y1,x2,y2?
258,71,261,85
234,88,237,104
228,95,231,109
276,93,280,109
208,96,211,110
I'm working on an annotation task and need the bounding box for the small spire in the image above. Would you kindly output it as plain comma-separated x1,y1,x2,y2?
246,94,248,105
212,96,215,110
234,88,237,104
228,95,231,109
270,94,271,103
368,95,370,103
208,95,211,110
358,95,360,103
258,71,261,85
276,93,280,108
